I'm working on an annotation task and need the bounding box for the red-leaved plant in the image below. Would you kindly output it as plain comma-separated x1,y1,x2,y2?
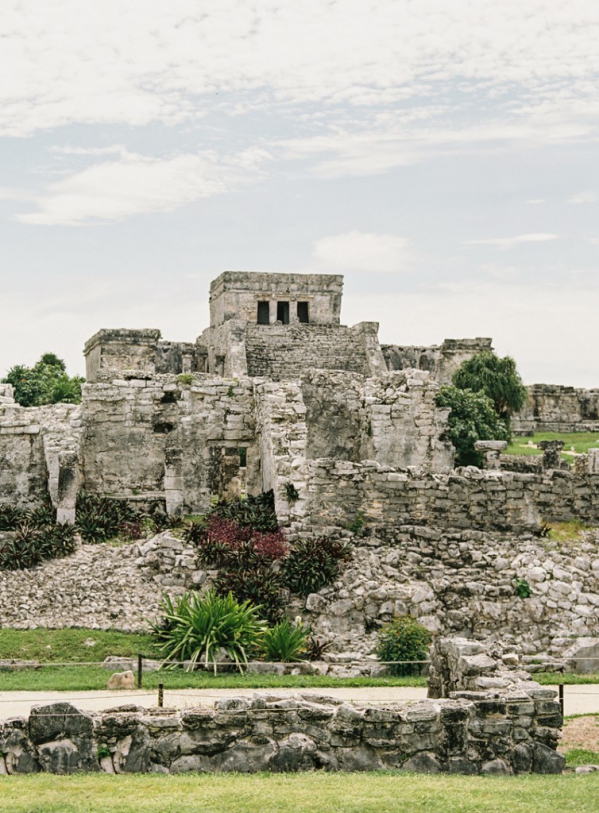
192,516,288,569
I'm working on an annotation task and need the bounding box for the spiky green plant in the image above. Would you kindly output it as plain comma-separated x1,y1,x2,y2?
153,590,266,674
260,618,308,662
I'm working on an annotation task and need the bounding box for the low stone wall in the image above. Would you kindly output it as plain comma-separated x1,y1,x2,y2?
0,687,563,775
293,459,599,537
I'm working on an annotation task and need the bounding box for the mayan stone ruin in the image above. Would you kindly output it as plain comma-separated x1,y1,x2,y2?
2,270,599,671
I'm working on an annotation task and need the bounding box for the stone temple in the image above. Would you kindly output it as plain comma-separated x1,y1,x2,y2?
3,270,599,666
2,270,599,537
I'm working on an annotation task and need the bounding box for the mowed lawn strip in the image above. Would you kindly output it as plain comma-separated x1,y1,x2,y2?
0,630,598,690
1,773,599,813
0,628,161,662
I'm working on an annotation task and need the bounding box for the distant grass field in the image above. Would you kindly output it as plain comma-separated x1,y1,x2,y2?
506,432,599,458
1,773,599,813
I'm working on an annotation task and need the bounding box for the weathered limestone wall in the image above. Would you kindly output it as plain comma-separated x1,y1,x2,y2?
301,370,454,472
513,384,599,434
255,380,309,527
0,398,81,511
382,338,493,385
84,330,197,383
196,320,248,377
244,322,381,380
209,271,343,327
294,460,599,537
80,375,258,512
0,685,563,775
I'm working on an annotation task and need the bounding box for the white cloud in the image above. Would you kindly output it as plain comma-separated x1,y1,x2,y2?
526,199,546,205
464,233,561,248
2,0,599,142
14,149,262,225
567,191,598,204
313,231,413,273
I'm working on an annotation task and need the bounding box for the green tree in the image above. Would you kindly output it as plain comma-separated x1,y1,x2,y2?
452,350,527,420
436,385,510,467
2,354,84,407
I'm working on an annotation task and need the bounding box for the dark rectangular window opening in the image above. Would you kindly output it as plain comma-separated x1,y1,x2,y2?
238,447,247,467
277,301,290,324
257,301,270,324
297,301,309,323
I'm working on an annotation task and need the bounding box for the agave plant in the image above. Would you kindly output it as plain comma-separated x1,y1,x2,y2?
260,618,308,663
153,590,266,674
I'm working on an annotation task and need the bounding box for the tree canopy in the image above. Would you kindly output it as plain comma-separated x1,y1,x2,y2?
2,354,84,407
436,385,510,467
436,349,527,467
452,350,527,420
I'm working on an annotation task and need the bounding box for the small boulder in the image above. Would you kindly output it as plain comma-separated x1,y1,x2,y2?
107,671,136,690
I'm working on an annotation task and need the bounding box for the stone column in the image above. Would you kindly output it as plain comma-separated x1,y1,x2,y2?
164,447,184,517
474,440,507,470
538,440,564,470
588,448,599,474
56,452,79,525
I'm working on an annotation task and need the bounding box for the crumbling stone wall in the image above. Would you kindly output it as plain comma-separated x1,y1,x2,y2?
0,683,563,775
80,375,258,512
300,370,454,471
0,394,81,511
84,330,197,383
293,459,599,538
294,525,599,660
513,384,599,435
244,322,382,380
382,338,493,384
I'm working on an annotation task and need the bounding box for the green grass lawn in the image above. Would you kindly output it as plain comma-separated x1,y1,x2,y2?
1,773,598,813
0,629,597,691
506,432,599,458
0,627,161,662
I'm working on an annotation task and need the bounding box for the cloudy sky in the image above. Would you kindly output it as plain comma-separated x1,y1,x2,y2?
1,0,599,385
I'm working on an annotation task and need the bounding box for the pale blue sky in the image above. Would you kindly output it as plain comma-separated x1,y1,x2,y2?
1,0,599,385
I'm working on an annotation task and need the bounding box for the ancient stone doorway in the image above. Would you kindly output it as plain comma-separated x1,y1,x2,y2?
257,301,270,324
277,301,290,324
297,302,309,323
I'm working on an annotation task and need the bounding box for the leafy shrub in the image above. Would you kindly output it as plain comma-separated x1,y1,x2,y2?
75,493,142,543
153,590,266,673
435,386,510,467
215,568,285,624
191,516,288,570
515,578,531,598
284,482,299,503
0,526,43,570
40,523,77,559
186,512,288,623
305,635,331,661
0,505,77,570
375,615,432,676
282,537,351,597
260,618,308,662
206,491,278,533
27,502,56,530
0,504,27,531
